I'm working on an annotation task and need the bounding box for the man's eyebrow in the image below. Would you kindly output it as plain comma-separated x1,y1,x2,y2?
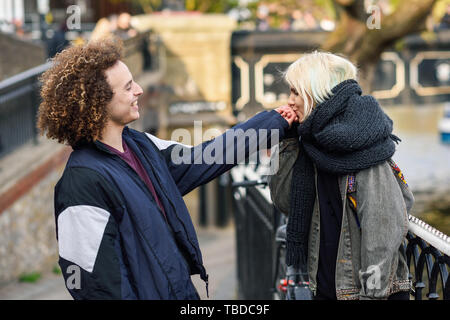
123,79,132,89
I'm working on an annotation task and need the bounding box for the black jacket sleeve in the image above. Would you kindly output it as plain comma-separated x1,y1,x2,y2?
54,167,125,300
146,110,289,195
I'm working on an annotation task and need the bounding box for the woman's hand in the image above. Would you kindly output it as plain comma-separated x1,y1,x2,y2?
275,105,298,128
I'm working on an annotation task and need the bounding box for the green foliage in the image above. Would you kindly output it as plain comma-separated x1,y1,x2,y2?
422,209,450,237
52,265,62,275
108,0,162,13
18,272,41,283
185,0,238,13
389,0,402,11
111,0,239,13
314,0,337,20
238,0,336,29
394,38,406,51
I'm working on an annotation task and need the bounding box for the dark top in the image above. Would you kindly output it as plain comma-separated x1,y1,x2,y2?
105,140,167,221
316,168,343,300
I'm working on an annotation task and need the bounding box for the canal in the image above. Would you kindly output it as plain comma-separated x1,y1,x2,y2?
386,104,450,236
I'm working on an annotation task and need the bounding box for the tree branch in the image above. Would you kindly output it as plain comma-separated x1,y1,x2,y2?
380,0,436,42
323,0,437,91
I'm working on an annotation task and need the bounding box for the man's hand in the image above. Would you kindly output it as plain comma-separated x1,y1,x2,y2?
275,105,298,128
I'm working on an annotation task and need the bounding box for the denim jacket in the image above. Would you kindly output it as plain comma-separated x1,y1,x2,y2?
268,138,413,300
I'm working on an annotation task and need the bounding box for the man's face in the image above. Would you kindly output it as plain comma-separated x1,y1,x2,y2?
104,60,143,126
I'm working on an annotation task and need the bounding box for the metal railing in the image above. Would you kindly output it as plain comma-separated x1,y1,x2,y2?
0,62,50,159
230,164,283,300
406,216,450,299
230,164,450,300
232,179,279,299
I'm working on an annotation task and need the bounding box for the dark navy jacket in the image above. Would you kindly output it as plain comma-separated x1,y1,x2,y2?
54,110,288,299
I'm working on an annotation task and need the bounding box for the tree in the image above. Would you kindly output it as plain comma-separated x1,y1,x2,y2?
322,0,437,91
108,0,162,13
185,0,237,13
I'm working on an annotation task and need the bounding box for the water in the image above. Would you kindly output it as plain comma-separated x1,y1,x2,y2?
385,104,450,236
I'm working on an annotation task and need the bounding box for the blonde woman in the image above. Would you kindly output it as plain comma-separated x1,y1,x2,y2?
269,52,413,300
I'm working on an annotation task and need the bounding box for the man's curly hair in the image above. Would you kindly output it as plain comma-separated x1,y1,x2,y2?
37,38,123,147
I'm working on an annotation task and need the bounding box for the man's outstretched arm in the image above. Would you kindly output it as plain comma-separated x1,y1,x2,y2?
146,109,294,195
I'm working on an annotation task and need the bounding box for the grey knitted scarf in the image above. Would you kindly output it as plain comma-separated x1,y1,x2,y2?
286,79,400,270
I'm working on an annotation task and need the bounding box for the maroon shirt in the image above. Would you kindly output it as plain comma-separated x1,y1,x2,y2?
105,140,167,221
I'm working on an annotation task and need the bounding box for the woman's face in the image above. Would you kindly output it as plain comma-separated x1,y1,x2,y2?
288,86,305,122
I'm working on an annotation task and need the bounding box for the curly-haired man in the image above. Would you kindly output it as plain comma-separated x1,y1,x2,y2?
38,38,295,300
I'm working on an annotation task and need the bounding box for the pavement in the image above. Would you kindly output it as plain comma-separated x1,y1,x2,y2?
0,225,237,300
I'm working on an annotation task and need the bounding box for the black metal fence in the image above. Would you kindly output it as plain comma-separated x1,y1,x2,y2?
0,63,49,159
232,184,282,299
406,220,450,300
230,165,450,300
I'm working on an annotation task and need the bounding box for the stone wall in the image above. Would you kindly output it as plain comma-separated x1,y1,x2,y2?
133,14,236,105
132,14,237,138
0,133,71,284
0,165,63,284
0,33,46,82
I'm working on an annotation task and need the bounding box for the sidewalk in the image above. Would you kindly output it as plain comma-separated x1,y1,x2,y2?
0,225,237,300
192,226,237,300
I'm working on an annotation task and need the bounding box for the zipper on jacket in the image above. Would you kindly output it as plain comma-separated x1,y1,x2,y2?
92,142,179,298
138,144,210,289
138,146,202,255
112,155,193,297
125,202,177,298
109,152,169,224
94,140,168,223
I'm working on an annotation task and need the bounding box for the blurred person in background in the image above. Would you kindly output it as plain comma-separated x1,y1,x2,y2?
90,17,113,41
303,11,318,30
13,18,25,37
256,3,270,31
291,10,308,31
47,21,69,58
438,4,450,29
115,12,138,39
109,14,119,33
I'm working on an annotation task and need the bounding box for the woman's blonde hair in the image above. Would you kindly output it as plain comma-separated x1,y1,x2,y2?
285,51,358,120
